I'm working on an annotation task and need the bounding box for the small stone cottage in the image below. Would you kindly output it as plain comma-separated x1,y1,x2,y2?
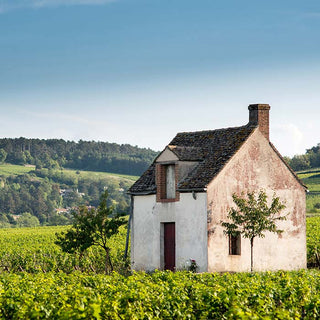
128,104,306,272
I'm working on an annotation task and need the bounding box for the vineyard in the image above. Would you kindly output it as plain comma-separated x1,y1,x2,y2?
297,168,320,215
1,270,320,319
0,226,129,274
0,218,320,318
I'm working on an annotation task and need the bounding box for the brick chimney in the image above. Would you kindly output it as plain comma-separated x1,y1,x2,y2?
248,104,271,140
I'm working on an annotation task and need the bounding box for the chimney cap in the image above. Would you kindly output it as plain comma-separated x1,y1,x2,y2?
248,104,270,111
248,103,270,140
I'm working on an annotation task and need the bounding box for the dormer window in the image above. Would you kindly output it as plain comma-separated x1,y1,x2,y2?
156,163,179,202
165,164,175,199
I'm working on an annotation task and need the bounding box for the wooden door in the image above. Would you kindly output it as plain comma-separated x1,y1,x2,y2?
164,223,175,271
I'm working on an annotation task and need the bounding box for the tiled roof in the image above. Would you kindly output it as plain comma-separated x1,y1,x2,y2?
129,163,157,194
129,123,257,194
168,145,204,161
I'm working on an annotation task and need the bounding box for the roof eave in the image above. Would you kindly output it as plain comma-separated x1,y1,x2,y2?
177,188,207,193
128,191,157,196
269,142,308,190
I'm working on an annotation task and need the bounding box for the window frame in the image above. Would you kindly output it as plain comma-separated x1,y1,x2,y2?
156,162,179,203
165,164,176,199
229,234,241,255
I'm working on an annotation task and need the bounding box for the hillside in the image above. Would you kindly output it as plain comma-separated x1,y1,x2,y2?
0,138,158,176
297,168,320,216
1,138,318,226
0,164,138,227
285,143,320,172
0,137,156,227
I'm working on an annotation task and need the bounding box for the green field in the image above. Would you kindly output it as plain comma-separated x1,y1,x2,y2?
0,225,128,274
0,163,36,176
0,218,319,318
1,269,320,319
61,168,138,182
0,163,138,182
297,168,320,215
0,216,313,273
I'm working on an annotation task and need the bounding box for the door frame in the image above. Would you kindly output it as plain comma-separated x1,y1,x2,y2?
160,222,176,271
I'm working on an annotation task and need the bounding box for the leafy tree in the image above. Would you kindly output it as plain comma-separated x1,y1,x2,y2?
0,149,7,164
55,191,126,274
0,137,157,175
16,212,40,228
48,213,71,226
221,190,286,272
0,168,131,225
0,213,11,228
289,155,310,171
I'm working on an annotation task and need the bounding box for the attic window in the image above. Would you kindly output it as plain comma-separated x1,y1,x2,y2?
165,164,175,199
229,235,241,255
156,163,179,202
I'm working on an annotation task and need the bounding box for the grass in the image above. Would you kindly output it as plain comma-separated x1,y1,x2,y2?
0,163,138,182
297,168,320,216
0,164,35,176
296,168,320,177
61,168,138,182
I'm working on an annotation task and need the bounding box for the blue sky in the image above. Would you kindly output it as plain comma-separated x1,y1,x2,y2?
0,0,319,156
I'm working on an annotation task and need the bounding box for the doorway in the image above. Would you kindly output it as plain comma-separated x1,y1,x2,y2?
162,222,175,271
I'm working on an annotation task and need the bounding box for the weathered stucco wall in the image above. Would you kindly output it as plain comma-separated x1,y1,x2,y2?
207,128,306,272
131,193,208,272
156,148,179,162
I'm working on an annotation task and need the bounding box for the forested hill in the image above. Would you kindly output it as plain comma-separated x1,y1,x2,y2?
285,143,320,172
0,138,158,176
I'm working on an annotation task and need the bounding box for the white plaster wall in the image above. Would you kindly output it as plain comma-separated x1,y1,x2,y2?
207,129,306,272
131,193,208,272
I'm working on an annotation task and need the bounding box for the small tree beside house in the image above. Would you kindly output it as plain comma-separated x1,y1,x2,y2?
55,191,126,274
221,190,287,272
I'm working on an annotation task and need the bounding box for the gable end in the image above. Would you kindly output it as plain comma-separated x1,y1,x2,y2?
269,142,307,191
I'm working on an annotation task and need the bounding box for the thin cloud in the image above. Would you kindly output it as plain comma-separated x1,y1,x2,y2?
273,123,304,157
0,0,116,12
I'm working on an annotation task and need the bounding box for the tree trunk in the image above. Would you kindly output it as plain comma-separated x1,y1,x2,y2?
104,251,108,274
104,247,114,274
250,237,254,272
108,252,113,272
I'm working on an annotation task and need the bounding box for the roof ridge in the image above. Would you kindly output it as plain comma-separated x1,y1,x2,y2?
129,123,258,194
175,123,257,136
